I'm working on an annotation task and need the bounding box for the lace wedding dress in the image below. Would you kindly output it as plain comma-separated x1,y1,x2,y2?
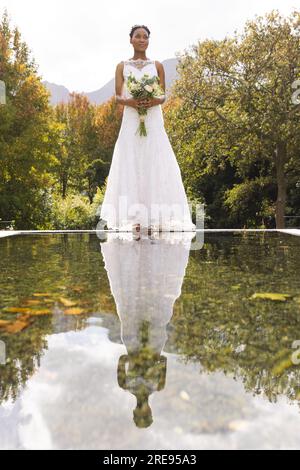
99,58,196,232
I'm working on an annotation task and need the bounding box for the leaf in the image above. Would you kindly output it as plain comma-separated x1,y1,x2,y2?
64,307,85,315
32,293,52,297
3,307,32,313
22,299,41,305
25,309,52,316
250,292,292,302
0,313,32,333
5,320,29,334
58,297,78,307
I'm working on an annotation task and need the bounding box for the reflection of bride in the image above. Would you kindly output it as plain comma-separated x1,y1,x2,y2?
100,231,194,427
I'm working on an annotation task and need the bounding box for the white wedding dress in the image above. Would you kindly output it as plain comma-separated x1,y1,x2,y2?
99,58,196,232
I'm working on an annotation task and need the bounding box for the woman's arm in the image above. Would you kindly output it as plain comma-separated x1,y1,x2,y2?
114,62,141,109
115,62,127,106
155,61,166,105
142,61,166,108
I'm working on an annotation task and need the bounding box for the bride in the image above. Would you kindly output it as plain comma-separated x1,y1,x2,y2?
99,24,196,234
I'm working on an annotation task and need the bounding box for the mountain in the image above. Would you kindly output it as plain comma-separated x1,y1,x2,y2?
42,81,70,106
42,58,180,106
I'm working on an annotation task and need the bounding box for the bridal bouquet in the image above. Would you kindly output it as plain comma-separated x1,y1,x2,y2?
126,72,165,136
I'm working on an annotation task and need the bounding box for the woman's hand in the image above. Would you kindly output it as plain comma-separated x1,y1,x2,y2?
125,98,142,109
125,97,163,109
138,97,162,108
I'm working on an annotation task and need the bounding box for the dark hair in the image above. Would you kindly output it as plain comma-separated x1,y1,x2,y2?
129,24,150,39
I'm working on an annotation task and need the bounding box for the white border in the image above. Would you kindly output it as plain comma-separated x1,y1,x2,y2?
1,229,300,237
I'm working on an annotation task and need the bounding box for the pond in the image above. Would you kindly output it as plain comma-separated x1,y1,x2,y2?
0,231,300,450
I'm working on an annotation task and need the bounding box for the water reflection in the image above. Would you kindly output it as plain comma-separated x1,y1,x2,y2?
100,231,195,427
1,232,300,448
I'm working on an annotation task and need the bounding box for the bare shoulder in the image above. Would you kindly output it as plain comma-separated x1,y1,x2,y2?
116,61,125,70
154,60,164,70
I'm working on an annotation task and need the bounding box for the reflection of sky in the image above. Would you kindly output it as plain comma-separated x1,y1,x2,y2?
1,323,300,450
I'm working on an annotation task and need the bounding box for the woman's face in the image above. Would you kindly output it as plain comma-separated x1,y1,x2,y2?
130,27,149,52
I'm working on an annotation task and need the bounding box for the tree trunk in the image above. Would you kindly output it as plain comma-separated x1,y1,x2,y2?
274,141,287,229
62,176,67,199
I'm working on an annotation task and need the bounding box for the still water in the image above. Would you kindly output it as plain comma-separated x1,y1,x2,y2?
0,231,300,449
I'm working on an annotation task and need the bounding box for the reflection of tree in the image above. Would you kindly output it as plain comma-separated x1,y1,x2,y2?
0,319,51,403
0,233,111,404
0,313,92,405
1,231,300,416
117,320,167,428
168,232,300,405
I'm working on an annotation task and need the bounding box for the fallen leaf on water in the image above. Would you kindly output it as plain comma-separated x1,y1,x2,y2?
4,320,30,334
0,312,33,333
59,297,78,307
64,307,85,315
6,321,29,334
32,293,52,297
3,307,31,314
26,309,52,316
22,299,41,306
250,293,292,302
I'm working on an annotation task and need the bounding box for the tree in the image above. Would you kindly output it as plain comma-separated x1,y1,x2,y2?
0,9,59,229
53,94,121,202
168,9,300,228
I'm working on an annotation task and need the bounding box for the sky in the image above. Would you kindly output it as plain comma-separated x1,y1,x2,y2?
0,0,299,93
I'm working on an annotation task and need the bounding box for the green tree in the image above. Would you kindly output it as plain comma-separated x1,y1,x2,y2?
168,9,300,228
0,8,59,229
53,94,120,202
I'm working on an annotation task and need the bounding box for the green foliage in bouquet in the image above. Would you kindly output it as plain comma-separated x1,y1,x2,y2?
126,72,165,137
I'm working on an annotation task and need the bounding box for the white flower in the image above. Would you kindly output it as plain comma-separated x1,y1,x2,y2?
144,85,153,93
